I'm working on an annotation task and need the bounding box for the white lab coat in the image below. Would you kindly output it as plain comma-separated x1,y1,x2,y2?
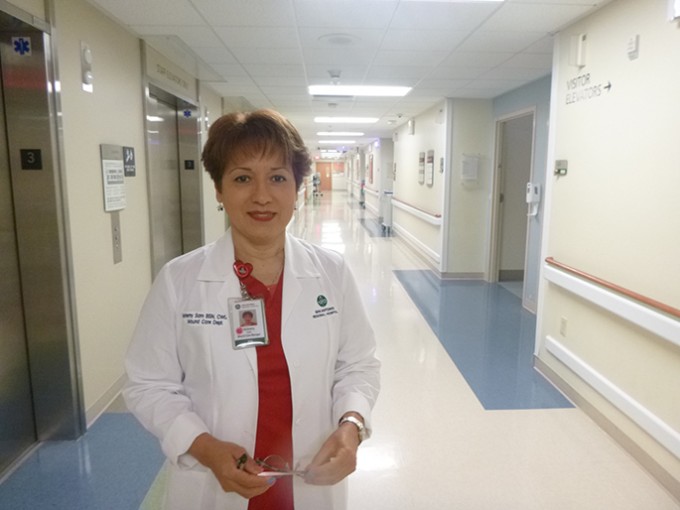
124,229,380,510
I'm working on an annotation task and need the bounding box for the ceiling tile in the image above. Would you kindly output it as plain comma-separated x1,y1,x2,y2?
440,51,514,68
91,0,204,26
373,50,448,67
294,0,398,29
191,0,296,27
389,1,501,31
380,29,468,51
229,47,302,65
241,63,306,78
457,30,547,53
213,27,300,49
87,0,608,149
482,2,595,33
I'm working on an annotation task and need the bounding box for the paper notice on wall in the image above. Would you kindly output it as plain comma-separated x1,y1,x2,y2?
100,144,126,212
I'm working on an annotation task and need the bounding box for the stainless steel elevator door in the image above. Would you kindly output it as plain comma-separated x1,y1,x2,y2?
148,94,183,275
0,61,36,474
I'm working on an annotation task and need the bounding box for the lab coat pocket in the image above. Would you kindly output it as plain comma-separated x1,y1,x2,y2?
163,463,213,510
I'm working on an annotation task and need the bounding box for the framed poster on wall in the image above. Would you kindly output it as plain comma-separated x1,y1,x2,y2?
418,152,425,184
426,150,434,186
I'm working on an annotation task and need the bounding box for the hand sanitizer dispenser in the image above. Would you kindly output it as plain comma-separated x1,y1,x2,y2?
526,182,541,217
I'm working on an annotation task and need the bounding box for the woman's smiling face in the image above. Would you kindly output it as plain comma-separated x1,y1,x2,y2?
216,149,297,246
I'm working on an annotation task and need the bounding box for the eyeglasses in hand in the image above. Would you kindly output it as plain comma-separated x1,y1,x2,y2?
256,455,306,478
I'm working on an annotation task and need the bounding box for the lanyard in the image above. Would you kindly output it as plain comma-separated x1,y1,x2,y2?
233,260,254,299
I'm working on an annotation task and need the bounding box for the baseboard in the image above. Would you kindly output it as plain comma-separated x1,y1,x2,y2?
535,356,680,504
499,269,524,281
85,373,127,427
439,272,485,280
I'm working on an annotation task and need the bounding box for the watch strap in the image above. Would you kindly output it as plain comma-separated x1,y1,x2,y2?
339,415,367,444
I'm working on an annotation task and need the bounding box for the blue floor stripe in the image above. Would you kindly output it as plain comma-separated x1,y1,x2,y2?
0,413,164,509
394,270,573,410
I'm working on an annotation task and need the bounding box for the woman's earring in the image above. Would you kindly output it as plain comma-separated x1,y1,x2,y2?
217,203,224,211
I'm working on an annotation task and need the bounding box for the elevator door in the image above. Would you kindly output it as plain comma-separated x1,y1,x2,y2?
0,63,36,474
146,85,202,278
148,93,183,274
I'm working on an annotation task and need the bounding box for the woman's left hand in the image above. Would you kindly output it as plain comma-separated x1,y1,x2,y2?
303,421,361,485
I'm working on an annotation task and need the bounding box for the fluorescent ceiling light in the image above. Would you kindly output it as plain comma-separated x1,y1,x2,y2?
314,117,378,124
402,0,502,3
318,140,356,144
317,131,364,136
309,85,411,97
146,115,164,122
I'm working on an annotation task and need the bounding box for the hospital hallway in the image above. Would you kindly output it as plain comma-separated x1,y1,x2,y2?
0,190,677,509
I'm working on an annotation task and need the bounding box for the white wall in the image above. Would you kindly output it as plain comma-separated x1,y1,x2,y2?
54,0,152,422
538,0,680,496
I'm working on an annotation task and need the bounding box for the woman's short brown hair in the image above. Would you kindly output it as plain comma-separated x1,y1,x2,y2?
201,109,312,190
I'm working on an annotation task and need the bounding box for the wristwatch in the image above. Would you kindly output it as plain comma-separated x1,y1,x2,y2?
339,415,368,444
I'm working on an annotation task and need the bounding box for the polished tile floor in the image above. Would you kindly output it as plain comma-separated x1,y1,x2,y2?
1,190,677,509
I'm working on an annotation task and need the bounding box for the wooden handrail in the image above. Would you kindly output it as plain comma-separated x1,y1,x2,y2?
391,196,442,218
545,257,680,319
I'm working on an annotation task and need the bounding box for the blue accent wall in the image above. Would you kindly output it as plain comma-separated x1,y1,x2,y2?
493,75,552,311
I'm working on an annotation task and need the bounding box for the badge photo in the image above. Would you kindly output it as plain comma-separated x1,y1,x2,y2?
228,297,268,349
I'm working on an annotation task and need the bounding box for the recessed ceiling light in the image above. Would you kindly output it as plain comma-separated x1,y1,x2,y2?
309,85,411,97
317,33,360,47
318,140,356,144
314,117,379,124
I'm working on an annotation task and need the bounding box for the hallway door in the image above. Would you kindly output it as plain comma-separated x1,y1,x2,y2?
316,162,333,192
491,112,534,306
0,68,36,475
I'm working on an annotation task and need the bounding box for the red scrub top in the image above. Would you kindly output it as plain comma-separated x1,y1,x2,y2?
239,270,294,510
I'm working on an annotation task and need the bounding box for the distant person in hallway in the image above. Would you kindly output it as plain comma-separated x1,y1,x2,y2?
124,109,380,510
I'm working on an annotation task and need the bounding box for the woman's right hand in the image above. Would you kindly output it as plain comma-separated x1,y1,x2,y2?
188,433,272,499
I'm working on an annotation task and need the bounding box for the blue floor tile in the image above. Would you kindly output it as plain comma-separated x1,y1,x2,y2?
394,270,573,410
0,413,164,510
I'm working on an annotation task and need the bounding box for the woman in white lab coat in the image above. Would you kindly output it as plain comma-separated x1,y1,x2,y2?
124,109,380,510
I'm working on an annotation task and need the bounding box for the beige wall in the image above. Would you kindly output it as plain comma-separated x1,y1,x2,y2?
392,102,447,265
199,83,227,243
9,0,43,19
446,99,494,275
538,0,680,495
53,0,152,422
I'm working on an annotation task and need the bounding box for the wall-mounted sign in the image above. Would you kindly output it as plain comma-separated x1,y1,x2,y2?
426,150,434,186
418,152,425,184
123,146,136,177
461,154,480,183
20,149,42,170
100,144,126,212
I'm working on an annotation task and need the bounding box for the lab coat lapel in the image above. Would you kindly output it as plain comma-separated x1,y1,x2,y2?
197,229,258,373
282,234,320,325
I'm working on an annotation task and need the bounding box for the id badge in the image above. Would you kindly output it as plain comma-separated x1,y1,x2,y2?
228,297,269,349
